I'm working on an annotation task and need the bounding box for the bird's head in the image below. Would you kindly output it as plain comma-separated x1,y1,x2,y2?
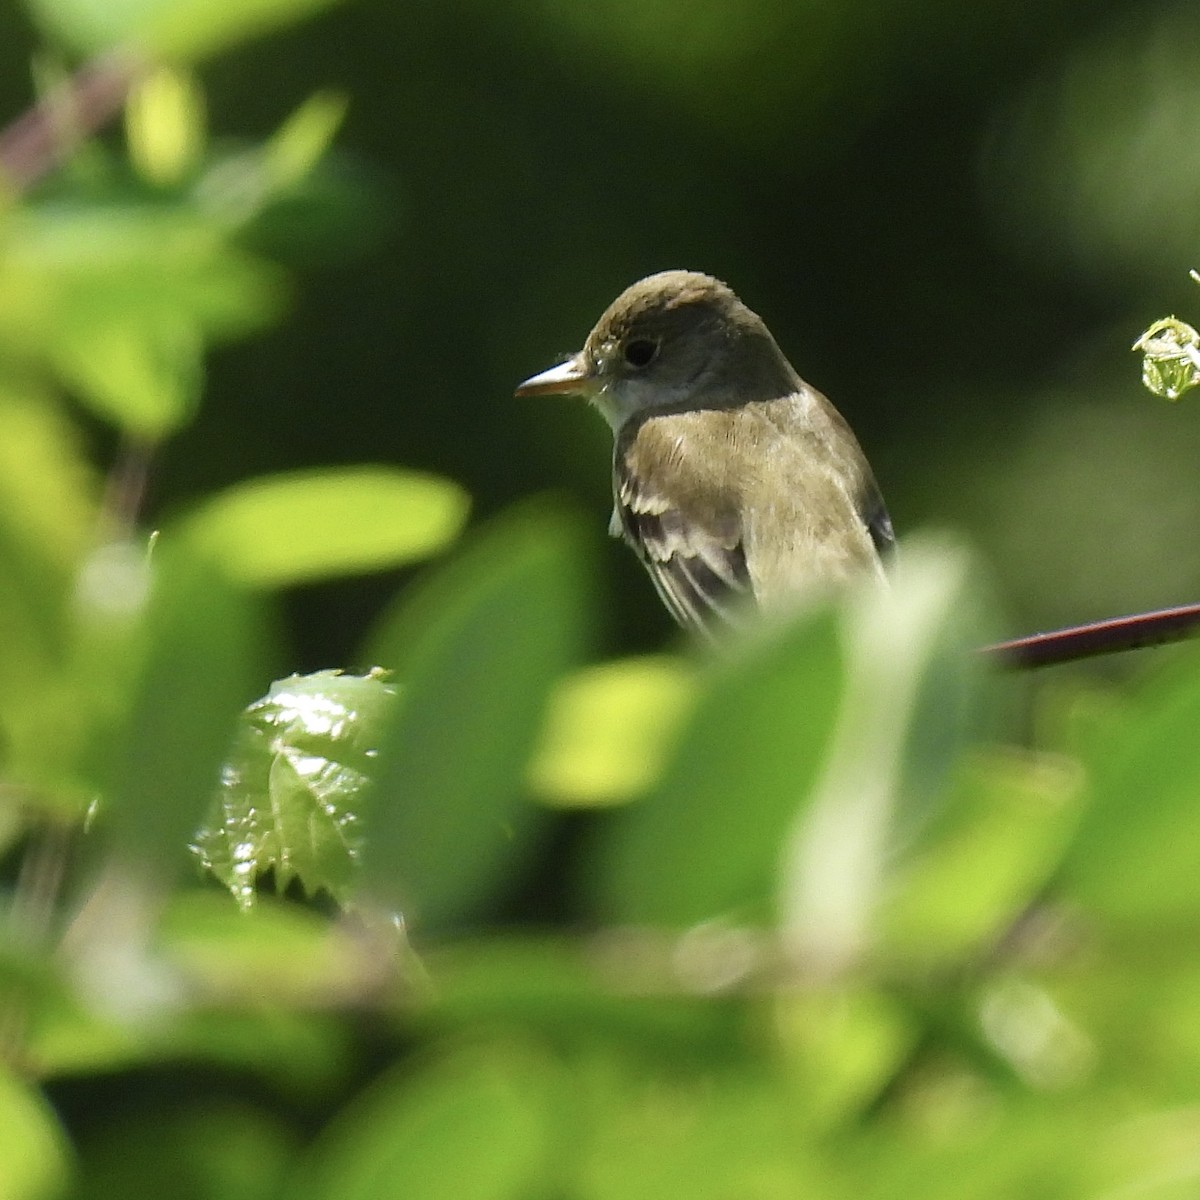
515,270,796,430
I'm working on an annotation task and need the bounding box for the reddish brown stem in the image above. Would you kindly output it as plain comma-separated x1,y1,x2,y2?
0,49,147,195
985,602,1200,669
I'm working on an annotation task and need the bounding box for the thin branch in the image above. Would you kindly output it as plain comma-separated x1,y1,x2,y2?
0,49,147,195
985,602,1200,669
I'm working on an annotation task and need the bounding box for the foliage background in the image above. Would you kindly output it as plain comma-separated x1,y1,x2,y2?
6,0,1198,659
3,0,1200,1196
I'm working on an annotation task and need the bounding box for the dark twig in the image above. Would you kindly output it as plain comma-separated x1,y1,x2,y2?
985,602,1200,669
0,48,148,195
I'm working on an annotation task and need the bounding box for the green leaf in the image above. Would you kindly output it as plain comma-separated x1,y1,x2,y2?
103,540,270,872
590,603,844,927
359,503,592,927
1133,316,1200,401
1058,644,1200,921
779,538,991,973
52,312,204,441
294,1045,558,1200
193,670,396,908
27,0,348,59
72,1101,293,1200
263,91,348,190
178,467,470,588
125,65,207,188
527,655,698,807
0,381,97,804
0,205,285,436
0,1068,72,1200
878,749,1081,961
0,204,285,342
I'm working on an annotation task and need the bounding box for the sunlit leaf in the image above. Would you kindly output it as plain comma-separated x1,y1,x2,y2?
193,670,396,908
528,655,698,807
0,382,97,799
178,467,469,588
780,538,991,974
1133,316,1200,402
125,65,207,187
774,986,915,1130
360,504,592,927
263,91,348,189
0,1068,72,1200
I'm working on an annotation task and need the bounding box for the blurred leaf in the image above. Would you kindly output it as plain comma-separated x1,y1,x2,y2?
296,1044,559,1200
360,503,592,927
879,749,1081,962
775,986,915,1130
426,934,746,1055
781,538,991,974
0,381,96,800
0,204,285,375
1058,644,1200,922
102,540,270,873
27,0,348,59
125,65,206,187
160,891,399,1007
73,1101,293,1200
578,1052,824,1200
53,311,204,440
193,670,395,908
528,655,698,807
0,1068,72,1200
589,604,843,927
30,898,354,1089
178,467,469,588
263,91,348,189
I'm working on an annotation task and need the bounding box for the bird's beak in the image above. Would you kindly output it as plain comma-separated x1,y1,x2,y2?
514,354,596,398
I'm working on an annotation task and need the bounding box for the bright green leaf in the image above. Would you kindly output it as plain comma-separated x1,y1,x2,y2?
178,467,470,588
359,504,592,927
193,670,396,908
125,65,207,187
263,91,348,189
0,1067,72,1200
528,655,698,807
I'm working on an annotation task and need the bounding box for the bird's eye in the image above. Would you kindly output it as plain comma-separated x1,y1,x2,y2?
622,338,659,368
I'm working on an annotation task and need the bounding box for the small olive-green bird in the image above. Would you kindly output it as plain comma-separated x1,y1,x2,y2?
516,270,893,635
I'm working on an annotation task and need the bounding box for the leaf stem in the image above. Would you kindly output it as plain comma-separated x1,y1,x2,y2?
0,48,148,195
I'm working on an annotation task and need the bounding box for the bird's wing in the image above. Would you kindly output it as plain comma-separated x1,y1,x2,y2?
860,478,895,560
611,426,752,634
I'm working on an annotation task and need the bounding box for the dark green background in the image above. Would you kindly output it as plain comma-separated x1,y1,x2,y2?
4,0,1197,666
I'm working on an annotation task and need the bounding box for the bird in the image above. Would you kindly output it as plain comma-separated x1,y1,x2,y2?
515,270,893,636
